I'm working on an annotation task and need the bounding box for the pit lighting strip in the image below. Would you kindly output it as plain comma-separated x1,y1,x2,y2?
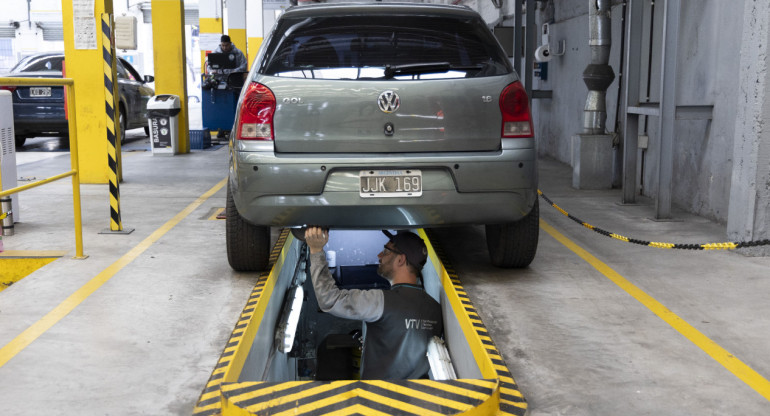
193,230,526,416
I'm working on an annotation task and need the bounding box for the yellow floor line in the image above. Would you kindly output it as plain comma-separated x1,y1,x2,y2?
0,178,227,369
540,219,770,402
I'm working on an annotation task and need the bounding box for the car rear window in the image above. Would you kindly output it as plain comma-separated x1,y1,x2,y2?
260,14,512,80
12,56,64,72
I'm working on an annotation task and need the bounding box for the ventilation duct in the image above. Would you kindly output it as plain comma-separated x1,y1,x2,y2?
582,0,615,134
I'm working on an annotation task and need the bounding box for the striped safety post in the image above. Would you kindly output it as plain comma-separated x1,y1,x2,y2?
102,14,124,233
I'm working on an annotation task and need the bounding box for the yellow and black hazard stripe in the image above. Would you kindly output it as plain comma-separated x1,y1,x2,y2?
219,379,501,415
538,189,770,250
193,229,289,416
102,14,122,231
425,230,527,416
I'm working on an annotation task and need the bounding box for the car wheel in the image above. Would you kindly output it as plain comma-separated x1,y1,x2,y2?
119,107,127,144
226,182,271,271
485,198,539,268
15,136,26,148
144,125,150,137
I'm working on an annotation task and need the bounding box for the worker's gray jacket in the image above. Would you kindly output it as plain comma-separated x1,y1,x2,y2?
309,251,443,379
207,45,248,74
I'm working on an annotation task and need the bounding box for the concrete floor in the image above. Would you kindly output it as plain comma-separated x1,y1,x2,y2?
1,131,769,415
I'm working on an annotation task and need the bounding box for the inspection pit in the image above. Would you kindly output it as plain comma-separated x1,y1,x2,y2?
194,229,526,415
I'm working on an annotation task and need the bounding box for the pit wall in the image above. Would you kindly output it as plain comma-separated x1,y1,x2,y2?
238,229,482,382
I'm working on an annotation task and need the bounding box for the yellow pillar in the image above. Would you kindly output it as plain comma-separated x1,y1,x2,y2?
151,0,190,154
246,0,264,70
199,0,224,71
61,0,116,184
227,0,247,62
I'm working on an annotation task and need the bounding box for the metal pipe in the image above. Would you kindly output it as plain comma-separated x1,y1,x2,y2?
65,82,86,259
582,0,616,134
1,197,13,236
589,0,612,63
513,0,523,77
0,171,76,198
525,0,536,99
0,77,73,86
0,76,85,258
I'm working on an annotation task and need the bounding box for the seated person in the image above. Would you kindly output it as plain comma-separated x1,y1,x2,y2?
205,35,247,77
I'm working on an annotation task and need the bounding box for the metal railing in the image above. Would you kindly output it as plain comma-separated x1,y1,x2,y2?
0,76,85,259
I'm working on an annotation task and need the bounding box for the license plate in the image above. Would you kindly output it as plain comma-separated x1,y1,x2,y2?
30,87,51,97
360,170,422,198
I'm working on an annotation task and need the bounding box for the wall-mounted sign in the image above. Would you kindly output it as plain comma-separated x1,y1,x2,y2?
199,33,221,52
73,0,97,50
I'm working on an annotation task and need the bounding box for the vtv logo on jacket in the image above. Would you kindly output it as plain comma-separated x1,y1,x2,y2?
405,318,438,330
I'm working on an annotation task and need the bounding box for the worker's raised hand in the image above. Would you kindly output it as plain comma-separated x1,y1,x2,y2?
305,227,329,254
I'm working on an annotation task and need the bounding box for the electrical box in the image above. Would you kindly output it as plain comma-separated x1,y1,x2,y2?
0,90,20,222
115,15,137,50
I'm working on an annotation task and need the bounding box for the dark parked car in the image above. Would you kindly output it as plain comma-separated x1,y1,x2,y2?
1,52,155,147
227,3,539,271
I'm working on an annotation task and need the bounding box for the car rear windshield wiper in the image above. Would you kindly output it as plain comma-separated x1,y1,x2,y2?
384,62,451,78
383,62,489,79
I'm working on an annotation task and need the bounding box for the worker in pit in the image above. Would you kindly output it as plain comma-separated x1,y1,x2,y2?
305,227,443,379
205,35,248,76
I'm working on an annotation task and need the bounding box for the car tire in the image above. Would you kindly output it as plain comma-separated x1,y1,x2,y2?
485,198,539,268
226,182,271,271
119,107,127,144
15,136,26,148
144,125,150,137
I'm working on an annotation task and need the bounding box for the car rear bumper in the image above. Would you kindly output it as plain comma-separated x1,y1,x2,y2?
230,141,538,228
233,190,536,228
13,103,68,136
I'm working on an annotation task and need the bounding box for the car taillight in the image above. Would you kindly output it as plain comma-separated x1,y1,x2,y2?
0,86,16,92
499,81,533,138
236,82,276,141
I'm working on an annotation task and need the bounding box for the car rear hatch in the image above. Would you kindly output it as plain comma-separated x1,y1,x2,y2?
263,76,513,154
252,4,518,155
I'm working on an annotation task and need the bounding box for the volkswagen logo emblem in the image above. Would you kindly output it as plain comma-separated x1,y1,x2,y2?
377,90,400,113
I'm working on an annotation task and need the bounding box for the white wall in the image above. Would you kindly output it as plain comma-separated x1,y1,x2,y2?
1,1,204,101
649,1,742,222
2,0,139,70
2,0,64,69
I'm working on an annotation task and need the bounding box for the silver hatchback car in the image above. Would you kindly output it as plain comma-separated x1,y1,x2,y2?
227,3,538,271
